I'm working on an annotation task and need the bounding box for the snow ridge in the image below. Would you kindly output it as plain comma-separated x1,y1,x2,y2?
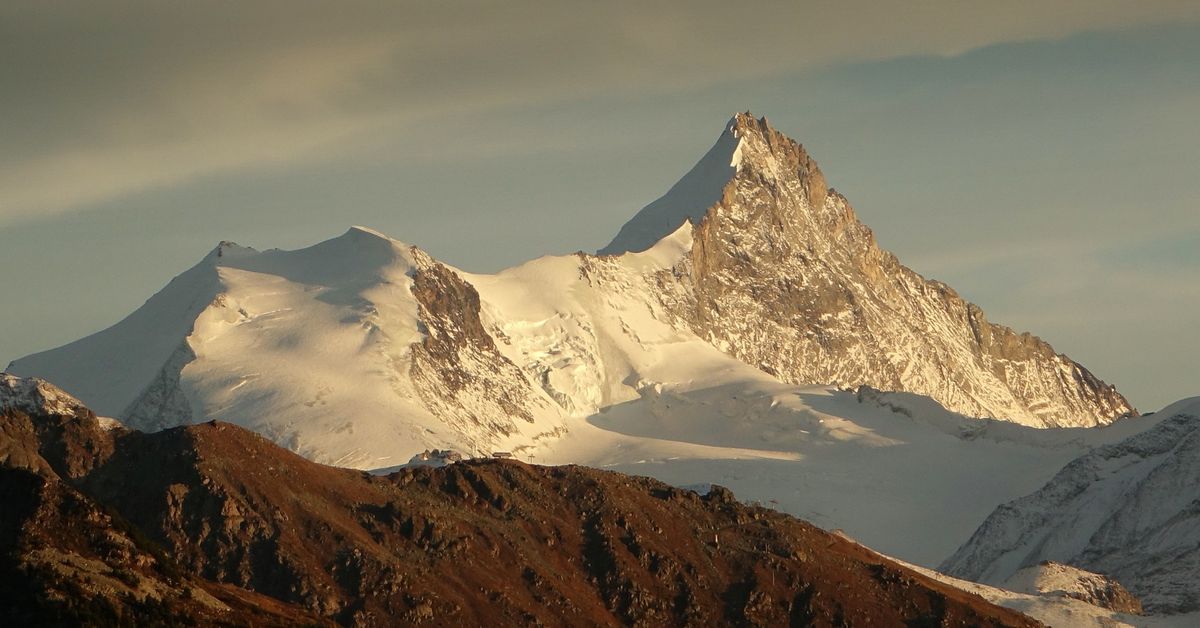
598,116,741,256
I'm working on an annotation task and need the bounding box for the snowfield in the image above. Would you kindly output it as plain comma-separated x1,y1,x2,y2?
542,384,1160,567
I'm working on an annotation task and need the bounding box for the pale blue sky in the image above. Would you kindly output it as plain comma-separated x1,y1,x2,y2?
2,3,1197,411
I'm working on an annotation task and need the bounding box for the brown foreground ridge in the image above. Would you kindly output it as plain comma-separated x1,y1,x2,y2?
1,376,1040,627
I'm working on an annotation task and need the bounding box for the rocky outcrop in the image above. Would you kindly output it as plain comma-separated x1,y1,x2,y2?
632,113,1132,427
407,250,550,453
1,373,93,420
1004,561,1142,615
941,398,1200,614
0,374,115,479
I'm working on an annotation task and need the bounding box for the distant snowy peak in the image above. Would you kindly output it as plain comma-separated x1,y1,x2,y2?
941,397,1200,613
0,373,90,418
6,226,425,424
9,223,569,467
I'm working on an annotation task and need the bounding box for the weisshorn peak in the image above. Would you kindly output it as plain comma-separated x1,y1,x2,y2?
611,112,1133,427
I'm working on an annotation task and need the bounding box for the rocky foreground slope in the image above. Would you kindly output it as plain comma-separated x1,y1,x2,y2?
0,375,328,625
942,396,1200,614
1,375,1038,627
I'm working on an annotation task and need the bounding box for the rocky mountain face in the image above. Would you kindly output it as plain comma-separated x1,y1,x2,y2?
613,113,1133,428
1,376,1039,627
405,248,556,453
941,396,1200,614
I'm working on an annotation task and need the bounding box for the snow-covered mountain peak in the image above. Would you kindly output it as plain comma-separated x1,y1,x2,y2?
0,373,90,417
205,225,406,267
11,112,1136,470
214,225,420,289
346,224,396,241
307,224,413,263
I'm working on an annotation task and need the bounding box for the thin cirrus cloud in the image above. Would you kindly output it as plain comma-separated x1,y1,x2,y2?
3,1,1200,225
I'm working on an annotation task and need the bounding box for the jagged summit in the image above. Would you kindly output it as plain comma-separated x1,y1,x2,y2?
208,239,257,262
724,111,827,208
602,111,1133,426
600,111,828,256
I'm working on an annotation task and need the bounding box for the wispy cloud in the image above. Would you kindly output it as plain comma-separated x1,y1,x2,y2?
4,1,1199,223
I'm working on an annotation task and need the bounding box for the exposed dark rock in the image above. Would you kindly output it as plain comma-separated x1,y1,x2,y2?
407,249,550,452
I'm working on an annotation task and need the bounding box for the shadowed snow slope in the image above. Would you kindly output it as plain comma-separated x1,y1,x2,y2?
942,396,1200,615
599,119,740,256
